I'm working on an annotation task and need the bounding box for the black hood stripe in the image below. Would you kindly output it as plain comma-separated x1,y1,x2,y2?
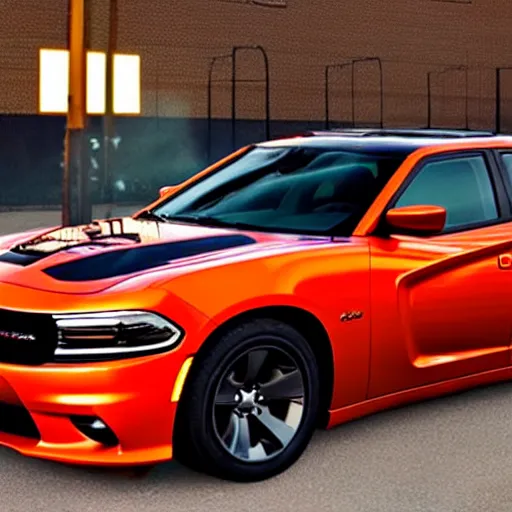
0,250,40,266
43,235,257,282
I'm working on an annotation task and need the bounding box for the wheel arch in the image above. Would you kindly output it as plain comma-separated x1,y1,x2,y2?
179,305,335,428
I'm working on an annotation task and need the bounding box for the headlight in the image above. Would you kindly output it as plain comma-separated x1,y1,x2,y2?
52,311,183,362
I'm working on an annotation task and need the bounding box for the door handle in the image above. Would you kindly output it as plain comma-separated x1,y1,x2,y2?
498,253,512,269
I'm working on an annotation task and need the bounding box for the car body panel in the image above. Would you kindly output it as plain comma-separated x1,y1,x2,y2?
1,132,512,467
157,236,372,409
368,225,512,398
328,366,512,428
0,352,183,466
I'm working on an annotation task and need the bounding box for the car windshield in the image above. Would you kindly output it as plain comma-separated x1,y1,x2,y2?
150,145,409,236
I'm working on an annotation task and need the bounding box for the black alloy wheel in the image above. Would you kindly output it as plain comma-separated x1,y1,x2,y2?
174,318,321,482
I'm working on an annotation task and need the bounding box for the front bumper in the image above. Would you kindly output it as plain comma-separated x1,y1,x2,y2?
0,351,190,466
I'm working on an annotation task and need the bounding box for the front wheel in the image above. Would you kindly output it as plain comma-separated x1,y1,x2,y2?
174,319,321,482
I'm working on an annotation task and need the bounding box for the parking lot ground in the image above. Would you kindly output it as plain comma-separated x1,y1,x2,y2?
0,204,143,235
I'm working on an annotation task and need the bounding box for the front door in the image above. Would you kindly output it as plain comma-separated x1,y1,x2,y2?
368,151,512,398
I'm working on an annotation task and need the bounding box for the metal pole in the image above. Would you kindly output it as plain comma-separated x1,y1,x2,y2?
207,57,214,162
210,46,269,155
428,65,467,130
464,66,469,129
351,57,383,128
155,59,160,128
427,72,432,128
232,45,270,143
207,55,230,162
324,62,353,129
63,0,87,226
377,58,383,128
103,0,118,219
351,63,356,128
231,47,237,151
325,66,330,129
259,46,271,141
496,68,501,134
79,0,91,224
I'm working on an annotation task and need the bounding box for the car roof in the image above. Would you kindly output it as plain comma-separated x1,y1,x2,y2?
258,128,512,154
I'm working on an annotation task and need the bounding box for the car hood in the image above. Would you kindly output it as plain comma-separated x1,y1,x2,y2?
0,217,336,294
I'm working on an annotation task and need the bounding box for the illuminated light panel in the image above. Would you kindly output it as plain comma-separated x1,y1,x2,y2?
39,49,69,113
113,54,141,114
86,51,106,115
38,49,141,115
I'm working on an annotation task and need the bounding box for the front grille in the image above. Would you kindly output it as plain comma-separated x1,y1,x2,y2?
0,401,41,439
0,309,58,365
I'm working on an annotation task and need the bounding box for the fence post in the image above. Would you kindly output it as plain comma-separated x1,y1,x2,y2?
351,57,384,128
496,68,501,134
207,54,231,162
324,62,353,129
207,46,270,160
426,65,468,130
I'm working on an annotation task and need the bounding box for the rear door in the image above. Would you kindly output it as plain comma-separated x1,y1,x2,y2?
367,150,512,398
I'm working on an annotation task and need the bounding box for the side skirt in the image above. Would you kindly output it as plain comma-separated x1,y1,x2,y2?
327,366,512,428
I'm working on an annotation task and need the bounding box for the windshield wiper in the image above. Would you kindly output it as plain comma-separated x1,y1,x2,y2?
162,214,257,231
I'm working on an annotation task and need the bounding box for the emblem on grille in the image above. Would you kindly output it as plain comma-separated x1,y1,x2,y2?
0,330,36,342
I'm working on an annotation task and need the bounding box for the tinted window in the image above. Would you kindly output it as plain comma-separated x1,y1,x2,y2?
152,146,408,236
500,153,512,185
395,155,498,230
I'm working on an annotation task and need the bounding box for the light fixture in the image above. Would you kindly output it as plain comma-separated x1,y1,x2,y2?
38,48,141,115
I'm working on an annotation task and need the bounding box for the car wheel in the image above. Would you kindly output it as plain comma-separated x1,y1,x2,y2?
174,318,321,482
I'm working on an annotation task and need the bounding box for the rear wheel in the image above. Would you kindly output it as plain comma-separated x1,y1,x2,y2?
174,319,321,482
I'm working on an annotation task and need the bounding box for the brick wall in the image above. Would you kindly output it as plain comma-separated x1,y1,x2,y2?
1,0,512,129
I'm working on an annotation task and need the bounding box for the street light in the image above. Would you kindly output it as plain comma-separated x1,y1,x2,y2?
39,49,141,116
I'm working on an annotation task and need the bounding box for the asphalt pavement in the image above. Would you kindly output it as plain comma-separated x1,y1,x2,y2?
0,205,142,235
1,210,512,512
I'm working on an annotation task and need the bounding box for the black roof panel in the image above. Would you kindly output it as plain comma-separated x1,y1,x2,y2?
260,128,512,154
313,128,495,138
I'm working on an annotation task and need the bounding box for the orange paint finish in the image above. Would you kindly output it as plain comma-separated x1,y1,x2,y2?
0,281,211,465
159,239,372,409
0,353,186,465
2,134,512,469
386,205,447,234
367,228,512,398
328,366,512,428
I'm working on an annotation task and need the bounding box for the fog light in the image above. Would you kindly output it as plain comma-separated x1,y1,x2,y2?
70,415,119,447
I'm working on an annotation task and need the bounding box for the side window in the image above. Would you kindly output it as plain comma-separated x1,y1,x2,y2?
500,153,512,186
395,155,499,230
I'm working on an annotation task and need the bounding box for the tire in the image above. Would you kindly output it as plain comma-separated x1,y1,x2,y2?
173,318,321,482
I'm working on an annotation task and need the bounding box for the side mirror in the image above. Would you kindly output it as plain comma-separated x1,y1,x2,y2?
159,185,180,198
385,205,446,235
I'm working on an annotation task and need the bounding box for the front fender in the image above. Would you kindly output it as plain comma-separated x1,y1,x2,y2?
157,242,371,410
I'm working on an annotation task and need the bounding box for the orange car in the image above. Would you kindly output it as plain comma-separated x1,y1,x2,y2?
1,128,512,482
